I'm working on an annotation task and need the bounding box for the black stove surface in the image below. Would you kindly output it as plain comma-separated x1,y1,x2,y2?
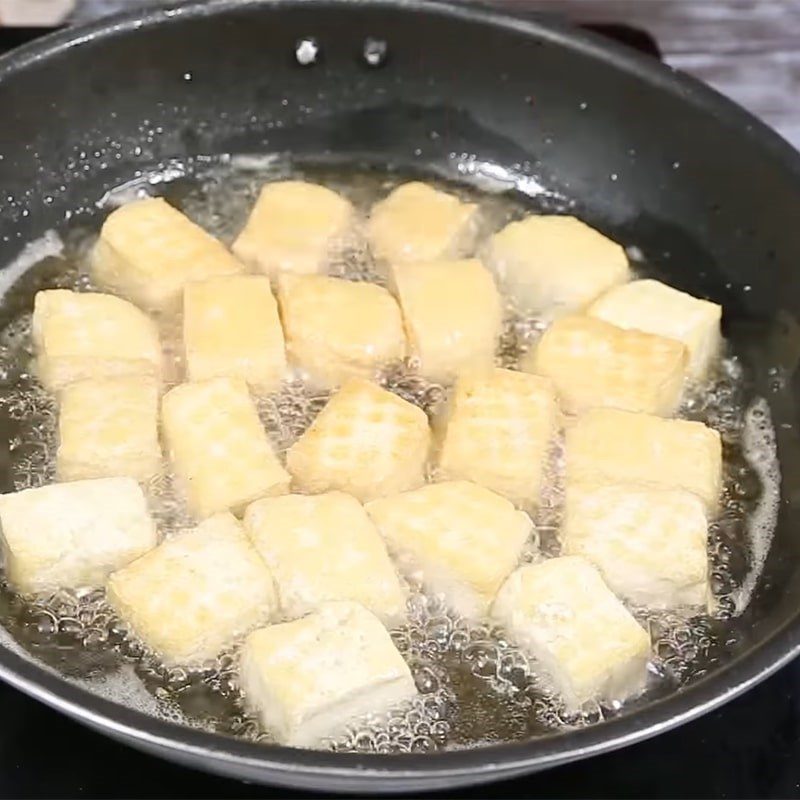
1,660,798,798
0,21,796,800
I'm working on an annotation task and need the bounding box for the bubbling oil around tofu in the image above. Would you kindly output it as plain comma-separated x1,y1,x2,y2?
0,159,781,751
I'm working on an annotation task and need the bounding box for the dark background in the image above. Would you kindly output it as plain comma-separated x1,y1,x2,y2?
1,659,798,797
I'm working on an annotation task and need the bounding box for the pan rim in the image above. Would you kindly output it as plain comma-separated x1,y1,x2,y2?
1,0,799,785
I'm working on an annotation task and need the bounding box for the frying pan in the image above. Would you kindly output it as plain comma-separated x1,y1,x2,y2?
2,0,800,793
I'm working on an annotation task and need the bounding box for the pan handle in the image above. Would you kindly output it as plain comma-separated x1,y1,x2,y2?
579,22,662,60
472,2,662,60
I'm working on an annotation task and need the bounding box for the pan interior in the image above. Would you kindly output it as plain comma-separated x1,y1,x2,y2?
0,153,781,754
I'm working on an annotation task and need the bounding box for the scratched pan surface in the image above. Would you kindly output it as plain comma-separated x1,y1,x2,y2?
1,1,800,793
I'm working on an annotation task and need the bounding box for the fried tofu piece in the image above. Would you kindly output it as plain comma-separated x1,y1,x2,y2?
491,557,650,709
523,315,688,416
0,478,156,595
239,601,417,747
232,181,354,277
367,182,479,264
92,197,244,312
566,407,722,512
563,482,709,608
277,274,405,390
435,369,559,508
365,481,532,619
183,275,286,392
391,258,502,383
162,377,290,519
32,289,162,391
244,492,407,625
286,379,430,503
107,513,276,666
484,215,630,316
56,376,161,483
587,279,723,380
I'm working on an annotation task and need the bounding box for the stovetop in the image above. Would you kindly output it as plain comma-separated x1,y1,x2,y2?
0,18,798,800
1,659,798,798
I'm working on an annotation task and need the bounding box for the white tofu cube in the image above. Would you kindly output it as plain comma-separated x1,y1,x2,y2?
484,215,630,316
367,182,479,264
162,377,290,519
277,273,405,390
183,275,286,392
365,481,532,619
435,369,559,508
32,289,162,392
232,181,354,277
92,197,244,312
244,492,407,625
239,601,417,747
0,478,156,595
391,258,502,383
566,407,723,512
491,557,650,709
524,315,688,416
107,513,277,666
56,376,161,484
286,379,430,503
563,482,709,608
587,279,722,380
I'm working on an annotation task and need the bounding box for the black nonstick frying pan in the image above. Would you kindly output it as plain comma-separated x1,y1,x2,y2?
2,0,800,793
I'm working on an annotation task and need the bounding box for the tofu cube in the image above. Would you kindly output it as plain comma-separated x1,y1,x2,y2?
277,274,405,390
524,315,688,416
587,279,723,380
391,258,502,383
286,379,430,503
162,377,290,519
491,557,650,709
232,181,354,277
0,477,156,595
56,376,161,484
32,289,162,391
368,182,479,264
93,197,244,312
244,492,407,625
566,407,722,512
563,482,709,608
239,601,417,747
365,481,532,619
183,275,286,392
484,215,630,316
435,369,559,508
108,513,277,665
